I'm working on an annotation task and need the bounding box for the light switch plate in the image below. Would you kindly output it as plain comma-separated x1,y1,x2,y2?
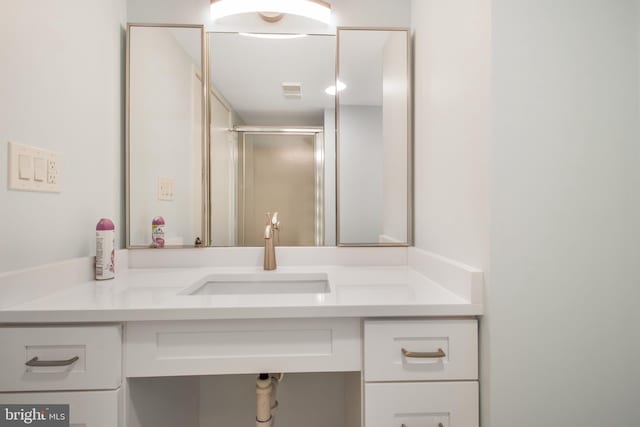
8,142,61,193
158,176,175,201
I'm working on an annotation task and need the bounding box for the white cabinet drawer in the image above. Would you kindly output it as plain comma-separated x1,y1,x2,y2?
125,318,361,377
0,325,122,392
0,389,120,427
365,382,478,427
364,319,477,381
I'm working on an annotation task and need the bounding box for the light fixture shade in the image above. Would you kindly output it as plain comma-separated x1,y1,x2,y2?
239,32,308,39
211,0,332,24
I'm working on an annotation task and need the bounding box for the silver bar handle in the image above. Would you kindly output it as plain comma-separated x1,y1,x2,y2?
401,348,446,358
402,423,443,427
25,356,79,367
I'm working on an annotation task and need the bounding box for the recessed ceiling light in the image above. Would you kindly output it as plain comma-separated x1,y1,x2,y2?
239,32,308,39
211,0,332,25
325,80,347,95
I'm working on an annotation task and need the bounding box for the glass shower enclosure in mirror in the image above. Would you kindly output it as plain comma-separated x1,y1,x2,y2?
126,24,207,248
208,32,335,246
336,28,412,246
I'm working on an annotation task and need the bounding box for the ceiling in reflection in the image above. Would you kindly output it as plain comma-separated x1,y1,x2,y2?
209,33,335,126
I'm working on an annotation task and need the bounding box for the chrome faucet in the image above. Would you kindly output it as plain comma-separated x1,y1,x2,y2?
263,212,280,270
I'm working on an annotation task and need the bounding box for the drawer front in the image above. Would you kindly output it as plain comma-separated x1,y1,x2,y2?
125,318,361,377
0,325,122,392
0,389,120,427
365,382,478,427
364,319,477,381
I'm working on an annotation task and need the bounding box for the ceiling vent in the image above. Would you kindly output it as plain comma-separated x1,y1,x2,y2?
282,82,302,99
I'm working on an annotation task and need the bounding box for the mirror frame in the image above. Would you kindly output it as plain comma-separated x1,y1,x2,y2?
125,23,209,249
125,26,413,249
335,27,413,247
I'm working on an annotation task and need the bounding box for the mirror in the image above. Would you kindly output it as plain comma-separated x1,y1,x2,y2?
126,26,412,249
336,28,411,246
126,24,206,248
208,32,336,246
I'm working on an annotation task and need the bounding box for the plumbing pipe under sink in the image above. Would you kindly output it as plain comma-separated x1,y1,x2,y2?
256,373,283,427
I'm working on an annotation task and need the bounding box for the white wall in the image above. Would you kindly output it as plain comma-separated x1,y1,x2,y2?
338,106,383,244
488,1,640,425
414,1,640,426
129,27,202,246
0,0,126,273
411,4,491,422
411,0,491,267
382,32,409,243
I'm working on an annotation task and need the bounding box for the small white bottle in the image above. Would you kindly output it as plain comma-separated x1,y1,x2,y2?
96,218,115,280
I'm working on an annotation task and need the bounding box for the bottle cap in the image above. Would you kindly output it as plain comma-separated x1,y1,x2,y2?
96,218,115,231
152,216,165,226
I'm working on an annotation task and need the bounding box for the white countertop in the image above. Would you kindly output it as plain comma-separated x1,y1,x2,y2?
0,265,482,323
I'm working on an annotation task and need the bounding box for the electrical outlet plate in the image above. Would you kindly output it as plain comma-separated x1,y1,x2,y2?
158,176,174,201
8,142,61,193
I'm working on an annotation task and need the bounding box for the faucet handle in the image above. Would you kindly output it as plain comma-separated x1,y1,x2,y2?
271,212,279,229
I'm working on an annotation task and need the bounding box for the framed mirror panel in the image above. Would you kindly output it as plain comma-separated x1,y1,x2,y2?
336,27,412,246
126,24,207,248
207,32,335,247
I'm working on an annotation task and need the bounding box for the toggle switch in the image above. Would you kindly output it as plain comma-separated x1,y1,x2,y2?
18,154,33,180
34,157,46,182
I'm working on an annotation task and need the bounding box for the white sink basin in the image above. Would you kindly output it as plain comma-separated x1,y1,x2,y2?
180,272,330,295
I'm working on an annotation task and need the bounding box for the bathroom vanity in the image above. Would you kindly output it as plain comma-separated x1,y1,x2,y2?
0,12,477,427
0,247,482,427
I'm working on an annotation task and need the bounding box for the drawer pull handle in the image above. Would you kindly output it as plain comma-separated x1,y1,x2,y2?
401,348,446,358
25,356,79,367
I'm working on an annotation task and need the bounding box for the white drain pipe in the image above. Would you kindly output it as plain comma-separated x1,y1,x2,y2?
256,373,283,427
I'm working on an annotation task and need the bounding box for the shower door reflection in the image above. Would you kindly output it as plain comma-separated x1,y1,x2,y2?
236,131,324,247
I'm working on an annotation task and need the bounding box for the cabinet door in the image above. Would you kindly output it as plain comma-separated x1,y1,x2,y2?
365,382,478,427
0,389,120,427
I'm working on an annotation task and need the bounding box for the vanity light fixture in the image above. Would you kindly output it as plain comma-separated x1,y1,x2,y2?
239,32,308,39
325,80,346,95
211,0,332,25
